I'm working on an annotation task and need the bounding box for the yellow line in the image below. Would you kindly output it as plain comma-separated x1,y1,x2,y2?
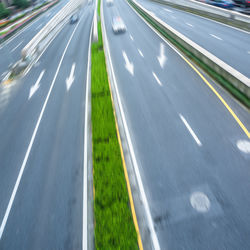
108,77,144,250
179,54,250,139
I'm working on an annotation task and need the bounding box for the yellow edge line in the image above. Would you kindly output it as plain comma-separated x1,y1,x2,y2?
179,53,250,139
108,76,144,250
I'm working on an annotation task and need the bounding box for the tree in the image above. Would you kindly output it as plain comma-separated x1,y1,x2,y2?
13,0,30,9
0,3,10,19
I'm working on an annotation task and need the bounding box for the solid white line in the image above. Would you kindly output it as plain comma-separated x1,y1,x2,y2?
101,1,160,249
179,114,202,146
186,22,193,27
152,72,162,86
138,49,144,57
82,9,95,250
164,8,173,13
210,34,222,40
0,15,83,241
10,41,23,52
130,34,134,41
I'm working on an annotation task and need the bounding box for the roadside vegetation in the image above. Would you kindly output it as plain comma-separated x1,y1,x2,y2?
0,3,10,19
91,0,138,248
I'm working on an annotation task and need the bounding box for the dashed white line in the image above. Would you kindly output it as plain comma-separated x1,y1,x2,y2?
179,114,202,146
130,34,134,41
164,8,173,13
10,41,23,52
152,72,162,86
186,22,193,27
210,34,222,41
138,49,144,57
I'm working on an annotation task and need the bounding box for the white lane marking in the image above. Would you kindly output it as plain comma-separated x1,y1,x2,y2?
102,1,160,249
66,62,76,91
179,114,202,146
157,42,166,68
83,15,94,250
152,72,162,86
210,34,222,41
1,71,7,77
122,50,134,75
164,8,173,13
248,51,250,54
237,140,250,154
171,15,176,19
10,41,23,52
0,15,83,241
36,23,43,30
190,192,210,213
138,49,144,57
29,70,45,99
186,22,193,27
130,34,134,41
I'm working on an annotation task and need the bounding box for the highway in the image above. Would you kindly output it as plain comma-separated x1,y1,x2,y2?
0,2,93,249
103,0,250,249
0,0,71,81
134,0,250,78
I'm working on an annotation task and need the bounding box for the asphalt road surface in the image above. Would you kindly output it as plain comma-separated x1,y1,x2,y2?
103,0,250,249
0,2,93,249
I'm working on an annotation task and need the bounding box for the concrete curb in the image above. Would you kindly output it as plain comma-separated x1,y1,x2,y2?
130,0,250,101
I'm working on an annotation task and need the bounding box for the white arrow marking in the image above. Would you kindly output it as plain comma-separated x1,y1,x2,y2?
157,43,166,68
122,51,134,76
29,70,45,99
66,63,76,91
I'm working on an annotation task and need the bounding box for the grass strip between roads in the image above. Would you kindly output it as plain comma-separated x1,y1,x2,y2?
91,0,138,248
129,0,250,108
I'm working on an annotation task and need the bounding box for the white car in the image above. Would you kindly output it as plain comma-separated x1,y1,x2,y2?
112,17,126,34
106,0,113,6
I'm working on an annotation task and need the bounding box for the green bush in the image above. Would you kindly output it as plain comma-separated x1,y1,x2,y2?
0,3,10,19
13,0,30,9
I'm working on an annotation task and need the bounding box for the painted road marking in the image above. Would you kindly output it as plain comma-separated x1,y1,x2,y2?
171,15,176,19
186,22,193,27
164,8,173,13
0,15,83,241
138,49,144,57
152,72,162,86
179,114,202,146
122,51,134,75
10,41,23,52
190,192,210,212
248,51,250,54
157,42,166,68
237,140,250,154
130,34,134,41
126,0,250,139
210,34,222,40
29,70,45,99
66,62,76,91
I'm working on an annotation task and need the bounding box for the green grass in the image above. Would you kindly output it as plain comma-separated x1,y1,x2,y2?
129,0,250,108
91,0,138,249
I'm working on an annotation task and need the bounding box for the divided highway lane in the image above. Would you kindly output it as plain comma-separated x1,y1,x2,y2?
0,0,70,80
0,3,93,249
103,0,250,249
135,0,250,78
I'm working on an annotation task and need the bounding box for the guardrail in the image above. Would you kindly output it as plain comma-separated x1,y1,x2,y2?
129,0,250,105
151,0,250,31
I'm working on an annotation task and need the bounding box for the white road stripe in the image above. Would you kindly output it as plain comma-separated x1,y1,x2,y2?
186,22,193,27
152,72,162,86
138,49,144,57
130,34,134,41
210,34,222,40
0,15,83,241
179,114,202,146
10,41,23,52
248,51,250,54
164,8,173,13
171,15,176,19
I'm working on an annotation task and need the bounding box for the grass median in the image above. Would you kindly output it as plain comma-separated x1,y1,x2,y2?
91,0,138,248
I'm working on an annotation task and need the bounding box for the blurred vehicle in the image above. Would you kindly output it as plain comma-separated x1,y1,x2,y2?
106,0,114,6
70,13,79,24
232,0,250,7
112,16,126,33
206,0,234,8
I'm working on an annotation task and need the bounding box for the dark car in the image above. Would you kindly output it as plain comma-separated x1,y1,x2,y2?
233,0,250,7
206,0,234,8
70,14,79,24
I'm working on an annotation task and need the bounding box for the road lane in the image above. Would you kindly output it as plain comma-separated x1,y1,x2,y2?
0,4,93,249
103,0,250,249
135,0,250,78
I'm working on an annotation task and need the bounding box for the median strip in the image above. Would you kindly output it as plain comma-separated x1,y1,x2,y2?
91,0,140,248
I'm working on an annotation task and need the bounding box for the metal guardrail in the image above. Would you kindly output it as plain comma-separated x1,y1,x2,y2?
130,0,250,100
